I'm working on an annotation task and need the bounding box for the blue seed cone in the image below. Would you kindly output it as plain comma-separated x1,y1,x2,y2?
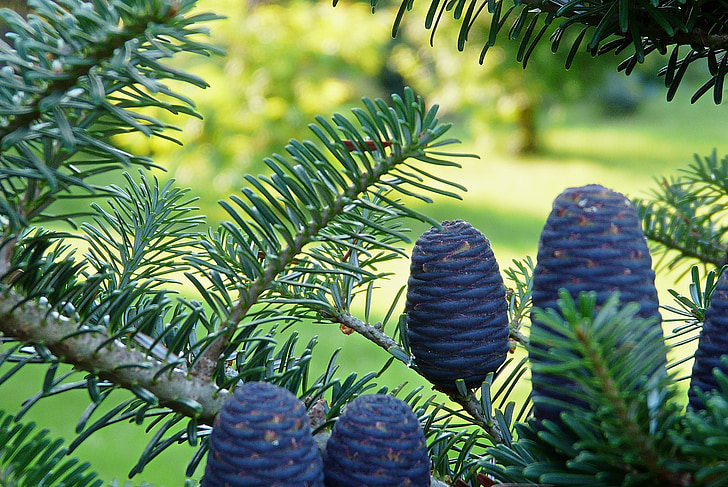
406,220,509,392
689,271,728,411
204,381,324,487
530,184,664,424
323,394,430,486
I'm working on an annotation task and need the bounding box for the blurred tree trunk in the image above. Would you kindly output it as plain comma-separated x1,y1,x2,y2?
515,99,538,154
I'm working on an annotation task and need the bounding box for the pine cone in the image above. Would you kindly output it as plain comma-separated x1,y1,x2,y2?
406,220,509,392
323,394,430,486
689,271,728,411
530,184,664,423
204,381,324,487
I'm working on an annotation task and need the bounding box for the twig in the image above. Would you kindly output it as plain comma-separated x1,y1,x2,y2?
333,311,507,444
520,0,728,51
452,390,506,444
0,288,227,425
510,326,529,347
335,311,401,351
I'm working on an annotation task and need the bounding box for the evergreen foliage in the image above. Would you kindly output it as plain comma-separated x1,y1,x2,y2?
382,0,728,103
0,1,727,486
485,292,681,486
0,410,103,487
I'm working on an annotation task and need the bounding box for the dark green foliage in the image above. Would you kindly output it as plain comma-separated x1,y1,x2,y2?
0,0,221,234
689,271,728,411
406,219,509,392
380,0,728,103
484,292,680,486
0,409,103,487
204,381,324,487
530,184,665,424
676,363,728,485
635,151,728,275
323,393,430,486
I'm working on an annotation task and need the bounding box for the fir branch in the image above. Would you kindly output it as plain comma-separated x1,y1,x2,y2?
505,256,534,348
635,152,728,272
333,311,400,350
0,410,104,487
190,173,374,377
384,0,728,101
0,1,211,145
574,318,672,485
193,163,392,372
0,0,220,276
0,288,227,425
330,311,508,444
524,291,679,485
518,0,728,50
189,89,473,379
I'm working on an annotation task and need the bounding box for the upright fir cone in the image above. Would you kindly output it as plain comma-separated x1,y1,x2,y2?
689,271,728,411
530,184,665,424
406,220,509,392
323,394,430,486
203,381,324,487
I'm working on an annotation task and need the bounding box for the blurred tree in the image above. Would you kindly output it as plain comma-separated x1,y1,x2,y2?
122,0,396,218
121,0,633,199
387,1,659,153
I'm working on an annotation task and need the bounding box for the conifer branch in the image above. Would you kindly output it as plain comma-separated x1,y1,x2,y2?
189,91,470,380
192,157,396,377
643,228,726,269
331,311,507,444
577,320,677,486
0,2,201,146
0,288,227,425
385,0,728,101
524,0,728,50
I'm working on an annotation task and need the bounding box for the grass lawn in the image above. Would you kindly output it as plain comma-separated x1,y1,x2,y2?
0,82,724,485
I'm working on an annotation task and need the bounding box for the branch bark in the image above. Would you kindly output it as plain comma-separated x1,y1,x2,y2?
0,288,227,425
333,311,507,444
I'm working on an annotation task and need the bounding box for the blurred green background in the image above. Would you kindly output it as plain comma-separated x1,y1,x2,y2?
1,0,726,485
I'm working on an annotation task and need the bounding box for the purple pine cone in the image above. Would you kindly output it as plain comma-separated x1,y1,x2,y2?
689,271,728,410
406,220,509,392
323,394,430,486
530,184,665,424
204,381,324,487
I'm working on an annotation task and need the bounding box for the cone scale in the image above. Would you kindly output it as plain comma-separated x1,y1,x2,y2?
406,220,509,392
